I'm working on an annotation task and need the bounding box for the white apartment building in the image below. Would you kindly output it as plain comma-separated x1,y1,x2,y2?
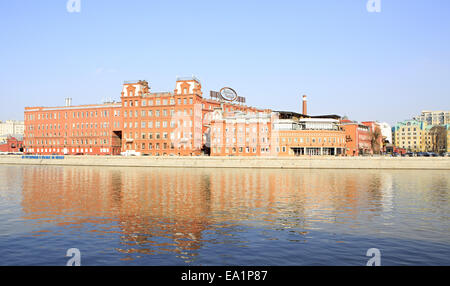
0,120,25,142
413,110,450,126
378,122,392,144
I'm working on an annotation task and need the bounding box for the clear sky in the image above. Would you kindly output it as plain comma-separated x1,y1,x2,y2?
0,0,449,125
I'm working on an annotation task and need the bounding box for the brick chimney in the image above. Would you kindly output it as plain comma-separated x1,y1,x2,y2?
302,95,307,115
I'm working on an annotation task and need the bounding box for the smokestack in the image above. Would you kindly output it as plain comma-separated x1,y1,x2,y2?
65,98,72,107
302,95,307,115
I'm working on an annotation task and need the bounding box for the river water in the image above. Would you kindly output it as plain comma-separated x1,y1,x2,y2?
0,165,449,265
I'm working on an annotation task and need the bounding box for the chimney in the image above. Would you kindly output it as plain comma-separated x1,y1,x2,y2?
65,98,72,107
302,95,307,115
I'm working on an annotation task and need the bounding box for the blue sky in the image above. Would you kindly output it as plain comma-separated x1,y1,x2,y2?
0,0,449,125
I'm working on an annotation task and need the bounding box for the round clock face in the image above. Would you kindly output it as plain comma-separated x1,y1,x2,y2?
219,87,238,102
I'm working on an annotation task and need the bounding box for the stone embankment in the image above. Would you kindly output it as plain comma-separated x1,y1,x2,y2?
1,155,449,170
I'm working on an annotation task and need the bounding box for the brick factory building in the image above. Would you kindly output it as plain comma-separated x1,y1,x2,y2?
209,108,347,157
24,100,122,155
23,76,379,157
24,77,263,156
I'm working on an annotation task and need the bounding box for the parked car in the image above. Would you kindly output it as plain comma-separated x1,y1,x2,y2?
416,152,425,157
121,150,141,156
429,152,439,157
405,152,414,157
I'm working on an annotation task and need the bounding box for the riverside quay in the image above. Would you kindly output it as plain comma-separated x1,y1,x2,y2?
24,77,376,157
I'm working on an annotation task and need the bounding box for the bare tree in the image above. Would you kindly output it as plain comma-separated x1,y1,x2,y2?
429,125,447,153
370,127,382,154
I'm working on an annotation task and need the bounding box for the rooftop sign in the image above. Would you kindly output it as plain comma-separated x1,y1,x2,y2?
219,87,238,102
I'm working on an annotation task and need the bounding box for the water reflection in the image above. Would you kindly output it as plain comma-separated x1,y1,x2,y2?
12,166,450,264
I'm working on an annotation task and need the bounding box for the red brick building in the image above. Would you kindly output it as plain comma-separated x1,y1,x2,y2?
361,121,382,154
0,136,24,153
24,101,122,155
339,120,372,156
24,77,263,156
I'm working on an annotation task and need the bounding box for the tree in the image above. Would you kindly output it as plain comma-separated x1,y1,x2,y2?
370,127,382,154
429,125,447,153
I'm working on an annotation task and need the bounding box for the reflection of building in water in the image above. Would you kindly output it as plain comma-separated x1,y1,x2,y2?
20,166,213,261
379,173,394,212
20,166,406,260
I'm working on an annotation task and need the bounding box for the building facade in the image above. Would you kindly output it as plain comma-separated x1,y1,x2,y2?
209,110,275,156
209,111,347,157
24,77,263,156
339,120,372,156
361,121,383,154
23,77,386,157
393,110,450,153
24,101,123,155
392,119,425,152
0,120,24,143
413,110,450,126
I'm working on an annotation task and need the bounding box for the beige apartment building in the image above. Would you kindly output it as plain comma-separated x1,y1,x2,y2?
392,119,425,152
394,110,450,153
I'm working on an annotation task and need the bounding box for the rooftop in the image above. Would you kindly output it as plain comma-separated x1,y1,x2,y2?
176,76,201,84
